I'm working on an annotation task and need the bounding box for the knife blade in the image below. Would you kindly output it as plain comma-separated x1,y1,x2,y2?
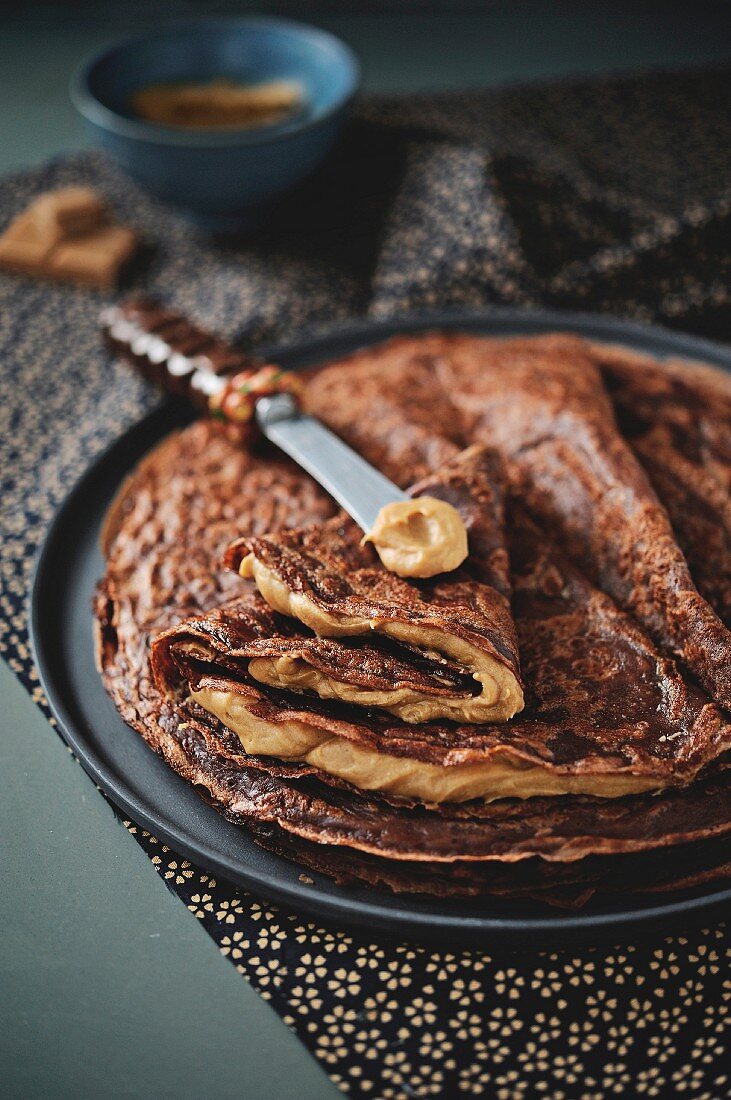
255,393,409,533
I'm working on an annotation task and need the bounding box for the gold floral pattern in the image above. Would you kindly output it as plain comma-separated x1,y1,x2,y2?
2,67,730,1098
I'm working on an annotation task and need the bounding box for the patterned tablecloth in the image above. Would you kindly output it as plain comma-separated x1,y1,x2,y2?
1,66,729,1099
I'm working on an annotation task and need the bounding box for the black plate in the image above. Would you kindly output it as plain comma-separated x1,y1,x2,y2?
31,307,731,947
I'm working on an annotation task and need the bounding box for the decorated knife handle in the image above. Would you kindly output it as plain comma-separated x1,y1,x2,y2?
101,298,302,443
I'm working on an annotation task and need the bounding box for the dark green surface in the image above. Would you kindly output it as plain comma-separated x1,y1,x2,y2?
0,661,340,1100
2,2,730,172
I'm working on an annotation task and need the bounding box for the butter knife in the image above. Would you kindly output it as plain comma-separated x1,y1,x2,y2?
102,299,409,533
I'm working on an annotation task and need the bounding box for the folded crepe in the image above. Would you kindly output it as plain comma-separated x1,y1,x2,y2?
99,333,731,905
154,696,731,899
220,445,522,724
152,496,731,805
436,333,731,712
148,445,522,728
313,331,731,712
599,343,731,629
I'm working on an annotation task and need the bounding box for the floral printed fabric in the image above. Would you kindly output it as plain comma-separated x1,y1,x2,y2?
1,66,730,1098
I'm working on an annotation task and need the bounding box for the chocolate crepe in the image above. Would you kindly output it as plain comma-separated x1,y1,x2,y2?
97,334,731,904
216,445,522,726
305,334,731,645
257,821,731,907
435,333,731,711
152,699,731,903
153,497,731,803
598,343,731,628
154,592,488,713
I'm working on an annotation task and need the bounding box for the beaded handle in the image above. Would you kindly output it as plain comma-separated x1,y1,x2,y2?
102,298,301,442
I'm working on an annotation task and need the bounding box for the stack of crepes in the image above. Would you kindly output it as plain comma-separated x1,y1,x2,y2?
97,333,731,907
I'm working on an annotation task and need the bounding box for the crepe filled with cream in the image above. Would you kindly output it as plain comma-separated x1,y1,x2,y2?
223,445,522,724
98,332,731,904
304,332,731,716
152,446,523,739
152,499,731,805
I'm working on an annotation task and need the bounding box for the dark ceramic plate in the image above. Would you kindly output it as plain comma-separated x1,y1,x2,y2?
31,307,731,947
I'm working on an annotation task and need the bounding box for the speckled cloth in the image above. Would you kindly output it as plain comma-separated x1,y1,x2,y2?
2,66,730,1099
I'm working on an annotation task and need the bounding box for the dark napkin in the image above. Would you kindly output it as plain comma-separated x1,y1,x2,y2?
2,66,730,1099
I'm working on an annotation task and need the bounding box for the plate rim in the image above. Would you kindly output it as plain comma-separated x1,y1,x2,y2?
30,304,731,945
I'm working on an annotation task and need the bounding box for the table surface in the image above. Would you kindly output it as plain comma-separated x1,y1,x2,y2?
2,5,730,1098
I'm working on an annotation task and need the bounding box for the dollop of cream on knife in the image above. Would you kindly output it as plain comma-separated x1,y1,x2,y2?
363,496,469,578
255,394,470,580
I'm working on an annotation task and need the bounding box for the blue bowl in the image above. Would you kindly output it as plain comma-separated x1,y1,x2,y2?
70,18,360,230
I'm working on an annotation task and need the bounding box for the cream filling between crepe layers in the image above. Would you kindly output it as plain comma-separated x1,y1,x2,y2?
241,555,524,724
191,686,663,804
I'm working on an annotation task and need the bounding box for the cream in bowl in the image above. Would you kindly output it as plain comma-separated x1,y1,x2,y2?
70,18,360,228
131,78,304,131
